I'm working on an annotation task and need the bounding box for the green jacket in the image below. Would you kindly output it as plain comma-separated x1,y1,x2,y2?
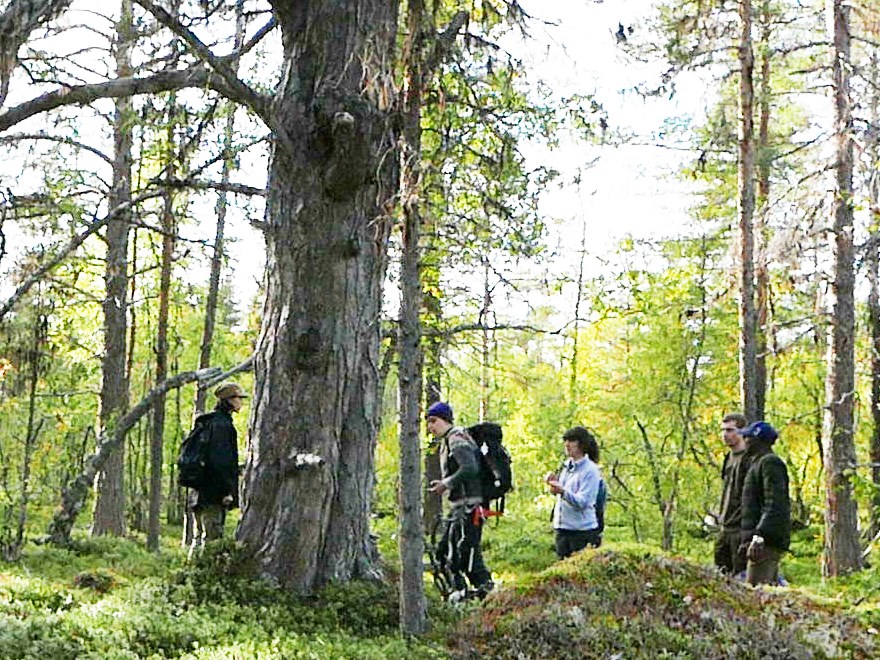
741,446,790,551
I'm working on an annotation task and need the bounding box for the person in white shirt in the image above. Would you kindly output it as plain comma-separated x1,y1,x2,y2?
546,426,603,559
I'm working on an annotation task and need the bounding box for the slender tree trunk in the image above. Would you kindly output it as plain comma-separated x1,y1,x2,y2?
479,262,491,421
868,51,880,539
92,0,134,536
569,212,588,414
636,419,673,550
754,1,772,420
8,313,46,559
422,258,443,530
193,0,244,415
148,182,175,551
184,0,245,547
396,0,428,633
823,0,861,577
236,0,400,593
738,0,758,422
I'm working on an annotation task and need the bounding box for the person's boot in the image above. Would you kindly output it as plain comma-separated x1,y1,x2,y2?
475,580,494,600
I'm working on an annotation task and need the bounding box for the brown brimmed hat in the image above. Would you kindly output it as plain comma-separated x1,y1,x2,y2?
214,382,247,400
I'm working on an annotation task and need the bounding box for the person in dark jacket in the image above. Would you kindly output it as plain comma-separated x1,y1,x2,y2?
188,381,244,559
427,401,494,601
738,420,790,586
714,412,750,576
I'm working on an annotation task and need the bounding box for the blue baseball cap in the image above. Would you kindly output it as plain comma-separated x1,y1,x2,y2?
426,401,453,423
737,421,778,444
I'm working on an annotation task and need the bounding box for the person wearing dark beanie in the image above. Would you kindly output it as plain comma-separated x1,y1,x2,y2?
738,421,790,586
426,401,494,601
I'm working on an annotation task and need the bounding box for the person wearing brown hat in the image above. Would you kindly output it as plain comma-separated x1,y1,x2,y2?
188,381,246,559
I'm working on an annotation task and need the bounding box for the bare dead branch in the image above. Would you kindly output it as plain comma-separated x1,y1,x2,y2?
0,0,75,106
233,16,277,58
0,188,164,322
134,0,295,156
200,354,255,391
425,11,469,76
0,65,236,133
0,131,112,163
134,0,269,117
164,177,265,197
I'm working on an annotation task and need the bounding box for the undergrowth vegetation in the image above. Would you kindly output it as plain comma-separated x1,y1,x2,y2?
3,509,880,658
454,544,880,659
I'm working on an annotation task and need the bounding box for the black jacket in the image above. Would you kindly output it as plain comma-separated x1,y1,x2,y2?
191,409,239,511
741,444,790,551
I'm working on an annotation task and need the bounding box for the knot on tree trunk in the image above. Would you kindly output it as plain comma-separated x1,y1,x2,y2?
315,95,375,201
293,327,322,369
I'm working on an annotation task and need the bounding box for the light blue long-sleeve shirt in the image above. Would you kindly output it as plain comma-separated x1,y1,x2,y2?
552,456,601,531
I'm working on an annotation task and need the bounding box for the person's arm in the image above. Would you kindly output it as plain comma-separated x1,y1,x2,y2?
441,435,479,490
756,456,789,539
558,464,599,511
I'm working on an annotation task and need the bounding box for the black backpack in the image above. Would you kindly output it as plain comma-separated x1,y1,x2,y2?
467,422,513,511
595,478,607,534
177,412,215,489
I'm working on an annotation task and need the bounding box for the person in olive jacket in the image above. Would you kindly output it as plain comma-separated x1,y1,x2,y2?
188,381,244,559
738,421,790,586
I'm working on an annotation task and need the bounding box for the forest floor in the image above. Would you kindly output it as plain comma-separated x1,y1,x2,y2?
1,515,879,658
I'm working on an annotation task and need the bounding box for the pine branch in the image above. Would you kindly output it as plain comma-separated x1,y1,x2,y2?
134,0,294,156
0,65,233,133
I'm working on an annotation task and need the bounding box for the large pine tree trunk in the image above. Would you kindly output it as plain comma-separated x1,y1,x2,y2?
737,0,758,422
236,0,400,593
92,0,133,537
823,0,861,576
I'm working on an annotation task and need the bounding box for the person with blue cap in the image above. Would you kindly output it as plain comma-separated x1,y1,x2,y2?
426,401,494,601
738,420,790,585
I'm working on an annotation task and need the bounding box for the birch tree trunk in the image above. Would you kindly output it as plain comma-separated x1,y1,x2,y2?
92,0,134,536
823,0,861,576
236,0,400,593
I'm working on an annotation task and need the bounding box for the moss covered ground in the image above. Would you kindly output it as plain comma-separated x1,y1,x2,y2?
1,513,879,658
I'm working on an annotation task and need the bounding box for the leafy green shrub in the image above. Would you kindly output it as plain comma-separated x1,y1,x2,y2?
73,569,116,593
315,579,399,636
